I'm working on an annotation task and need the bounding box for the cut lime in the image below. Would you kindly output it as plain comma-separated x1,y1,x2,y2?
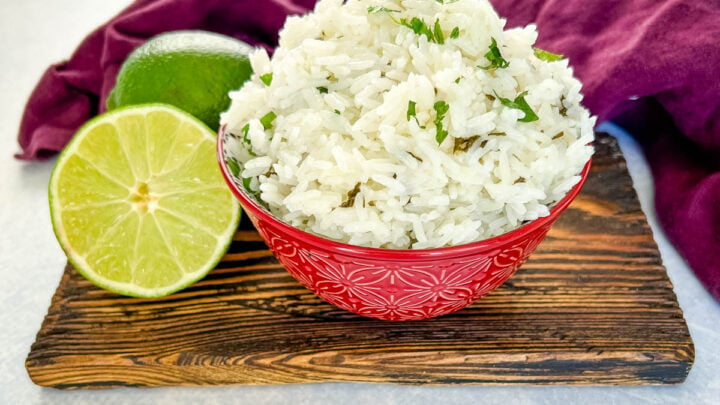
49,104,241,298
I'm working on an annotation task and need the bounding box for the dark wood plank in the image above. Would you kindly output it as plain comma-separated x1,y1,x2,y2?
25,132,694,388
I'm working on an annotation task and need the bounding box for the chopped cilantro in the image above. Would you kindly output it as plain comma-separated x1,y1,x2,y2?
241,123,256,156
241,177,259,197
494,91,539,122
407,100,417,121
400,17,435,42
260,73,273,86
433,100,450,144
340,182,362,208
260,112,277,129
399,17,453,44
368,6,400,13
408,151,423,162
450,26,460,39
317,86,329,94
242,176,265,206
454,77,461,84
407,100,424,127
436,0,459,3
559,95,568,116
334,109,341,115
479,38,509,70
453,135,480,154
226,157,241,177
433,19,445,44
533,47,563,62
241,123,250,142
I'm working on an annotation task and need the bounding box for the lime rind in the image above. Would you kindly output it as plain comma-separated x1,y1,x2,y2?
49,103,241,298
106,30,253,130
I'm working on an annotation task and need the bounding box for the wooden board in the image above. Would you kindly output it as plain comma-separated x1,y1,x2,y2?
26,133,694,388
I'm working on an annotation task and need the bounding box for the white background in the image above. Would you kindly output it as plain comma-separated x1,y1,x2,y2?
1,1,718,404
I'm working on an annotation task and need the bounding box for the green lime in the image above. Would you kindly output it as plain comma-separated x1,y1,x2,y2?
49,104,241,298
107,30,253,130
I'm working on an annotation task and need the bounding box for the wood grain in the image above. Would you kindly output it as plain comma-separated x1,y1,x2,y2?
26,133,694,388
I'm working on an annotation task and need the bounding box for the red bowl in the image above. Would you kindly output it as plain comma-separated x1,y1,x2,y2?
217,126,590,321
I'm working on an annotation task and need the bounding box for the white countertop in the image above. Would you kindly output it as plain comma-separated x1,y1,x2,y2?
1,1,718,404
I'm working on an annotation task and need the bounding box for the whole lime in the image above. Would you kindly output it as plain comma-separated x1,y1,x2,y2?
107,30,253,130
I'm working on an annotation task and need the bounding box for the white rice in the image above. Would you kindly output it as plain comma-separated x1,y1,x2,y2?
221,0,595,249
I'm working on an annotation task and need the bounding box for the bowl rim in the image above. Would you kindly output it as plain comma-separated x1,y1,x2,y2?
217,125,591,259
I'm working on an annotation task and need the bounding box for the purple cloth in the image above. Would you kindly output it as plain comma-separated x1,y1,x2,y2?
15,0,720,300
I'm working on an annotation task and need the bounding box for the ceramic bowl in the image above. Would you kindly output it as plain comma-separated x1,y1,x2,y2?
218,126,590,321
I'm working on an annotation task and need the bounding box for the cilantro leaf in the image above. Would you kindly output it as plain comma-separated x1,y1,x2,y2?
494,91,539,122
533,47,563,62
260,73,273,86
433,100,450,144
433,19,445,44
242,176,265,206
242,177,259,197
407,100,424,127
260,112,277,130
559,94,568,116
407,100,417,121
400,17,435,42
226,157,241,178
241,123,256,156
317,86,329,94
480,37,510,70
368,6,400,13
399,17,455,45
241,123,250,142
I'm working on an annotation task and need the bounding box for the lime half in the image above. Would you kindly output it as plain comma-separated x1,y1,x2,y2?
49,104,240,297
